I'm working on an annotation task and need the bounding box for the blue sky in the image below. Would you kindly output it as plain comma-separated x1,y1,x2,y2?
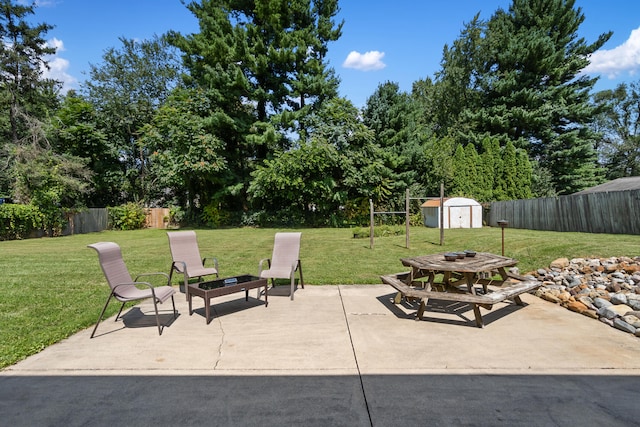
30,0,640,107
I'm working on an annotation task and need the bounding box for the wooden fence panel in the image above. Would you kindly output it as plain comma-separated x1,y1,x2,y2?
62,207,171,235
487,190,640,235
63,208,108,236
145,208,170,229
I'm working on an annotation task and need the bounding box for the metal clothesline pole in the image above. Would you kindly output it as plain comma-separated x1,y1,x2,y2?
369,189,413,249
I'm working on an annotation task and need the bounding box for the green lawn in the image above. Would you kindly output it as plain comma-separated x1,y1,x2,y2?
1,226,639,369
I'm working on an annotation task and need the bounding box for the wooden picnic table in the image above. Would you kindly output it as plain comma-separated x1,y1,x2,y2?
401,252,518,291
381,252,541,327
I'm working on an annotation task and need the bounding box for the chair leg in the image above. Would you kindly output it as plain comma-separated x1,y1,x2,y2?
298,261,304,289
114,301,126,322
290,273,295,301
183,273,189,301
151,297,163,336
171,295,177,318
90,292,115,339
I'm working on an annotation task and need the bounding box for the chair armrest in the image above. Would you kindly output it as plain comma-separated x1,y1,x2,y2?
134,271,171,286
171,261,187,274
202,257,219,271
113,281,169,303
258,258,271,275
114,281,153,291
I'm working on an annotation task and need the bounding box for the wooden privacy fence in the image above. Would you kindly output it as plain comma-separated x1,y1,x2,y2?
63,208,108,235
486,189,640,235
55,191,640,236
62,208,170,235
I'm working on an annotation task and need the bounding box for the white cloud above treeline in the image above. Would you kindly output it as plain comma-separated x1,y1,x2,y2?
585,26,640,78
343,50,386,71
42,38,77,94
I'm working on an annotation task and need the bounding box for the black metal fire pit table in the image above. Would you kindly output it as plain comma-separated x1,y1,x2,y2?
188,275,268,324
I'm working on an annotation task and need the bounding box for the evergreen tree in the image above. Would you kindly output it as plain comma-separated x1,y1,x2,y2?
432,14,485,138
480,136,503,200
0,0,59,196
501,140,518,199
0,0,57,144
422,135,456,196
169,0,343,212
362,81,426,208
434,0,610,195
463,143,482,199
514,147,533,199
479,0,609,194
451,144,471,197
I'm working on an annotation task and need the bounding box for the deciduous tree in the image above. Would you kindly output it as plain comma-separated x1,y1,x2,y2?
81,35,183,203
592,82,640,179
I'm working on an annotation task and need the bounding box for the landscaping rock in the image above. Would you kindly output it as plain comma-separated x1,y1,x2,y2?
622,314,640,328
550,258,570,269
610,293,628,305
566,300,588,313
593,297,612,309
530,256,640,338
614,318,636,334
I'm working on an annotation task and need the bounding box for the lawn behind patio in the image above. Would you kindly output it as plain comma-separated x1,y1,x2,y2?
1,226,638,369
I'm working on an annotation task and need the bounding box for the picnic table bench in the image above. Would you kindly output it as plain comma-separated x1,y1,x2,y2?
381,252,542,328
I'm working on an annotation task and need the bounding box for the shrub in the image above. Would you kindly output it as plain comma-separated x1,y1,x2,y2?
167,205,185,227
30,189,67,236
107,203,146,230
200,203,230,228
352,225,405,239
0,204,45,240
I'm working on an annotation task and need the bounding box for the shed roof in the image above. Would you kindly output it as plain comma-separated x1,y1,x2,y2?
421,197,480,208
573,177,640,195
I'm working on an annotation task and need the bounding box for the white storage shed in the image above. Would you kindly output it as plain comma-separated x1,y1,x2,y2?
421,197,483,229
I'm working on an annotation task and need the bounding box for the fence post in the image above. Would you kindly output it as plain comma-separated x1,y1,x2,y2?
405,188,410,249
439,182,445,246
369,199,374,249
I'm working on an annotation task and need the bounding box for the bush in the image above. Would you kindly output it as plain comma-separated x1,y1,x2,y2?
167,206,185,227
0,204,45,240
200,203,230,228
352,225,405,239
30,189,67,236
107,203,147,230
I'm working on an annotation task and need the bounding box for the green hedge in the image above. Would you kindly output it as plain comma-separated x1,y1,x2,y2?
0,204,45,240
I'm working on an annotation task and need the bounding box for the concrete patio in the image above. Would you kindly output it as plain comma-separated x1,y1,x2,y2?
2,284,640,426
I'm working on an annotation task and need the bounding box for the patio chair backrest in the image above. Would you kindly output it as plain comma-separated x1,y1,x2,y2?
167,231,204,272
88,242,134,289
270,232,301,270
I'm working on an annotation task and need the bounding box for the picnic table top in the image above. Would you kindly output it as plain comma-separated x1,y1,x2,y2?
400,252,518,274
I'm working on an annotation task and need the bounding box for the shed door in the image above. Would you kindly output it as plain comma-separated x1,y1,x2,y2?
448,206,471,228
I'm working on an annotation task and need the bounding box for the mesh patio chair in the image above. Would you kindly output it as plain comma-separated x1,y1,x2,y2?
88,242,177,338
258,232,304,300
167,231,219,301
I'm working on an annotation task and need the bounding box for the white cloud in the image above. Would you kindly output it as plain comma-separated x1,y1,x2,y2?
47,37,65,53
18,0,56,6
584,26,640,78
342,50,386,71
42,38,78,94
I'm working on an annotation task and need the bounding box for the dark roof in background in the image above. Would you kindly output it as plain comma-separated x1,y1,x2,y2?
573,177,640,195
